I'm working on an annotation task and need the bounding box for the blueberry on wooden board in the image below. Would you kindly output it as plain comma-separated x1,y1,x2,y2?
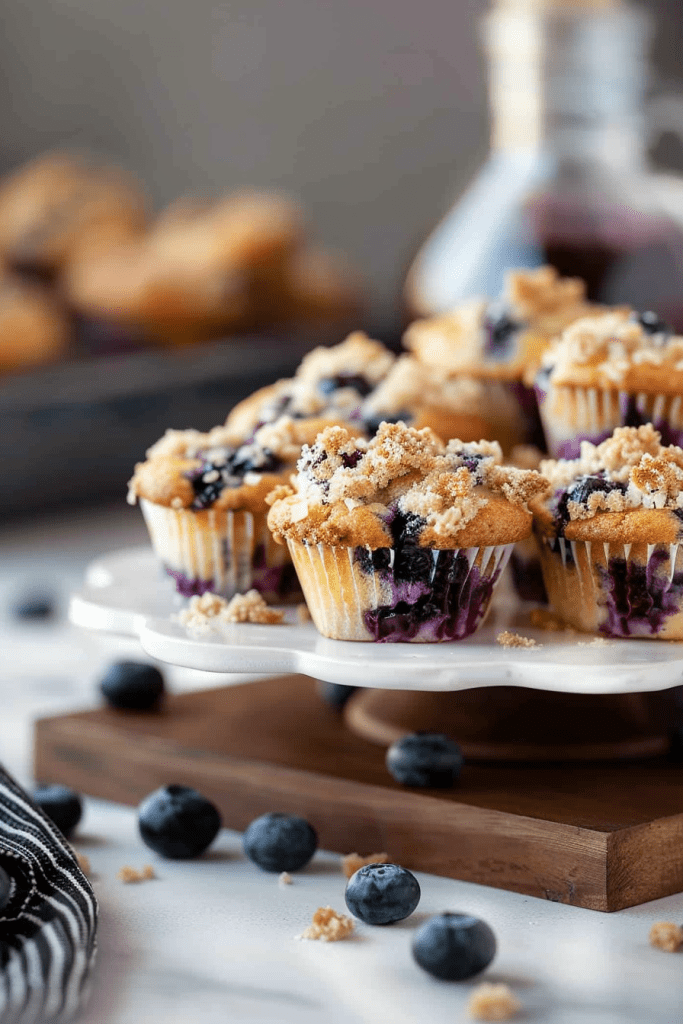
243,812,318,872
412,913,497,980
138,785,221,859
345,863,421,924
386,733,464,787
33,784,83,837
100,661,165,711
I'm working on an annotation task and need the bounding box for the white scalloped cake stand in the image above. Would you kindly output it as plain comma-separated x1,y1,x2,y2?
69,546,683,694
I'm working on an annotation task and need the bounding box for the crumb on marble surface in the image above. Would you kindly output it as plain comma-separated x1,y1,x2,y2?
117,864,156,884
279,871,293,885
177,589,285,634
341,851,389,878
300,906,355,942
496,630,541,648
467,982,522,1020
649,921,683,952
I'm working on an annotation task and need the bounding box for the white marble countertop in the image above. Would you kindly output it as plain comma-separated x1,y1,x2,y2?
2,504,683,1024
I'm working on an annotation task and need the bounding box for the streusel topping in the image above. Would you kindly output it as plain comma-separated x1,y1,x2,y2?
267,421,547,548
404,266,590,379
538,309,683,389
540,425,683,521
361,354,487,422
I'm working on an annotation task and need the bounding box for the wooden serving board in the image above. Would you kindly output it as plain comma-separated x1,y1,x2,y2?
33,675,683,912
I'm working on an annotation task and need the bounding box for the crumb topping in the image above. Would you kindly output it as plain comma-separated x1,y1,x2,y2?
341,852,389,879
117,864,156,883
538,308,683,388
405,266,590,378
467,982,522,1021
177,590,285,634
496,630,541,648
540,425,683,521
300,906,355,942
649,921,683,952
361,355,487,422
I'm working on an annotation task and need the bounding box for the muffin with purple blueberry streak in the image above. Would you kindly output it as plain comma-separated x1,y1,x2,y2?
404,266,593,451
128,417,334,601
532,424,683,638
534,309,683,459
267,422,547,642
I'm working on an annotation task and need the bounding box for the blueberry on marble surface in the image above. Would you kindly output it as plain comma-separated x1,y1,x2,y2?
11,592,55,621
345,863,420,925
138,785,221,859
386,733,464,787
0,864,12,911
412,913,497,980
243,812,317,872
316,680,358,709
100,661,165,711
33,784,83,838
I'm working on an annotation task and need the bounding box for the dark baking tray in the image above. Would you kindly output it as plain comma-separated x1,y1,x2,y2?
0,330,328,518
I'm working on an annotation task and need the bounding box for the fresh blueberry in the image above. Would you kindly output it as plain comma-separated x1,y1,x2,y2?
11,592,55,621
33,784,83,837
318,373,373,398
316,680,358,709
386,733,464,788
483,306,520,359
100,661,165,711
345,863,421,925
412,913,497,980
0,864,11,911
138,785,221,859
243,812,317,872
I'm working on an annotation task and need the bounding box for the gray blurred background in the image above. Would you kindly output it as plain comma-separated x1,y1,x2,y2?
1,0,682,323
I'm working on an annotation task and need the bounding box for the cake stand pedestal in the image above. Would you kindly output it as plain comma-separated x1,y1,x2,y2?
43,546,683,912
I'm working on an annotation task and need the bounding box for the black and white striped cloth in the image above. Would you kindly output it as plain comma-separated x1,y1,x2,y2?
0,766,97,1023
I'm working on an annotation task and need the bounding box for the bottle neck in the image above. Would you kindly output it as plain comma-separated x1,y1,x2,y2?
483,3,651,171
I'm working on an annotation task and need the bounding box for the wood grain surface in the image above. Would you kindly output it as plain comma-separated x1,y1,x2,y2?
33,675,683,912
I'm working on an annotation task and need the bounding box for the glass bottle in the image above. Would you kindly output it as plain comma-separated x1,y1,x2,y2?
405,0,683,331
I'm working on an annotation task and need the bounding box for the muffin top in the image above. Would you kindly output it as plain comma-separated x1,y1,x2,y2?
535,309,683,394
534,424,683,543
404,266,591,381
226,331,395,435
0,275,69,372
128,416,333,513
267,421,548,549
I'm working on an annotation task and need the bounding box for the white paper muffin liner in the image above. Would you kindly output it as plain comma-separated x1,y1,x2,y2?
537,534,683,638
140,497,298,601
287,539,513,642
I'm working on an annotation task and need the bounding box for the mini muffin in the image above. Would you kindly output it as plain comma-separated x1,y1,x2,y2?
267,421,547,642
226,331,396,436
506,445,547,603
532,424,683,637
0,152,147,282
0,275,69,372
404,266,593,450
360,354,523,446
128,417,333,601
534,309,683,459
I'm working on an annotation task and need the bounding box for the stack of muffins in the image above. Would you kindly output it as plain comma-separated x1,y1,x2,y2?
131,263,683,642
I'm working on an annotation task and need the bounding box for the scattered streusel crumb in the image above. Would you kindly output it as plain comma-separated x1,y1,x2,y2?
341,851,389,879
496,630,541,649
296,603,311,624
649,921,683,952
577,637,613,647
300,906,355,941
177,589,285,634
467,983,522,1021
279,871,293,885
117,864,156,884
72,850,90,875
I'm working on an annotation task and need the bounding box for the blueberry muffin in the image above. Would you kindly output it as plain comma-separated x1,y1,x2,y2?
532,424,683,637
0,152,147,282
226,331,396,436
404,266,593,449
267,421,547,641
0,274,69,372
506,445,547,603
128,417,333,600
534,309,683,458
